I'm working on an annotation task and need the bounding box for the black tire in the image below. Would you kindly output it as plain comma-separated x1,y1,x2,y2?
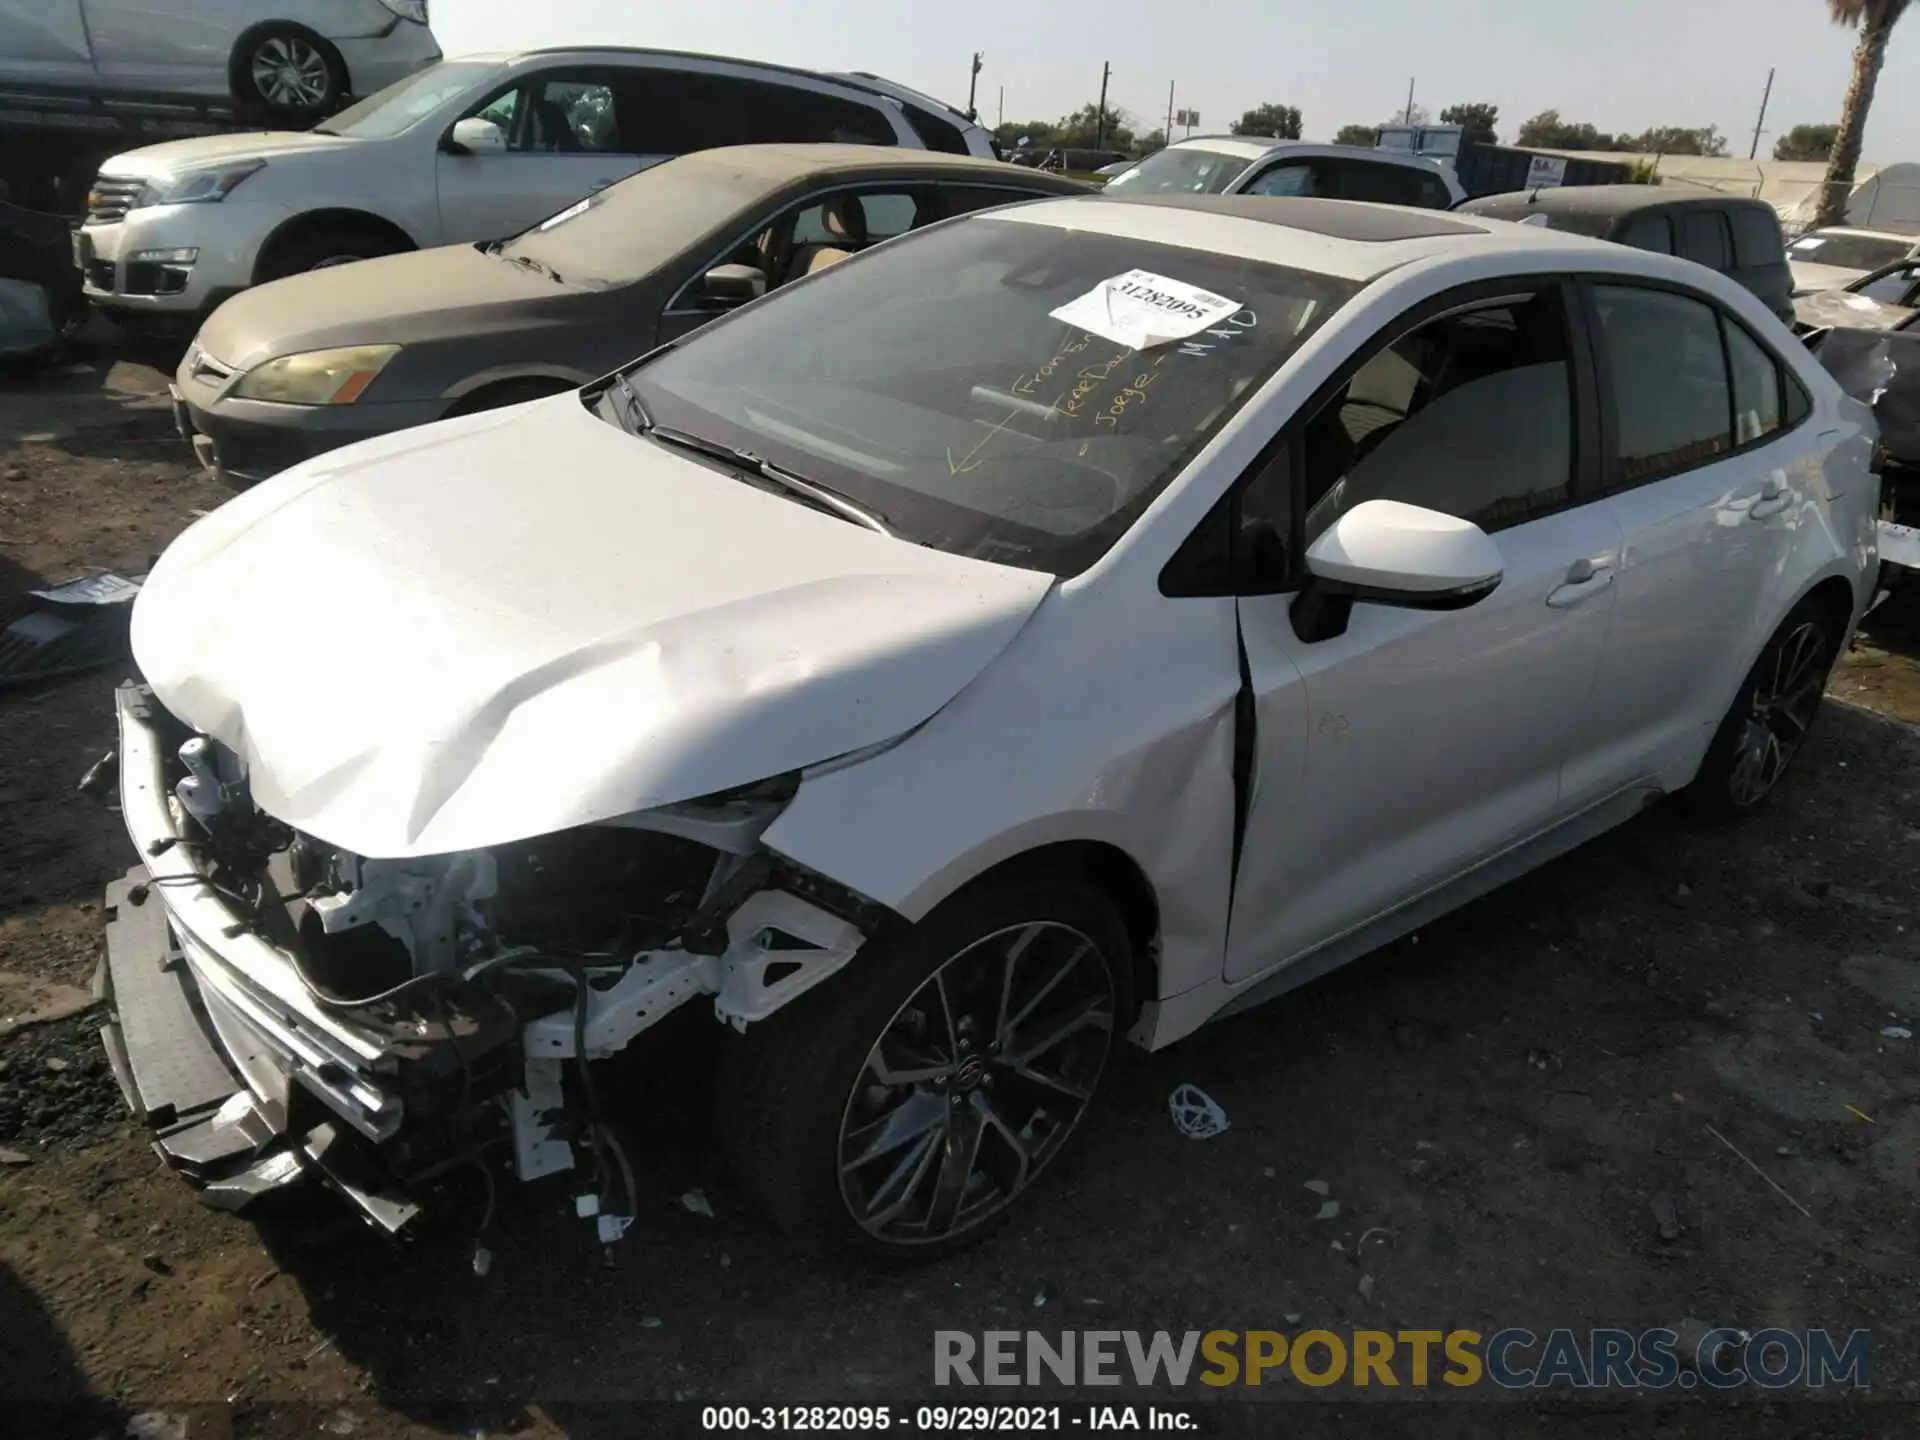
230,24,344,120
444,377,574,419
255,227,402,283
1684,596,1846,820
717,866,1133,1261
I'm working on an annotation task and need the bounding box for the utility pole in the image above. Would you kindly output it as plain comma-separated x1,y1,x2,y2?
1165,80,1175,146
967,51,983,121
1403,76,1416,125
1095,60,1111,149
1749,66,1775,160
997,85,1004,129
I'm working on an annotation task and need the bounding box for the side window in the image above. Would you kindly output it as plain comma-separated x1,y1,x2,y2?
1723,319,1783,444
1592,285,1733,485
521,74,621,154
1674,210,1733,271
1617,213,1673,254
748,82,897,146
1315,158,1433,206
1855,264,1920,303
857,193,919,240
1243,162,1317,198
1729,207,1785,267
774,189,923,286
1415,173,1453,209
1302,289,1574,541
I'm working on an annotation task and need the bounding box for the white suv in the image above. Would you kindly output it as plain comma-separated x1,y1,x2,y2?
73,47,996,334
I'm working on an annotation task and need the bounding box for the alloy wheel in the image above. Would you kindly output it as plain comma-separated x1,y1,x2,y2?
1727,620,1829,807
837,921,1116,1245
251,37,330,110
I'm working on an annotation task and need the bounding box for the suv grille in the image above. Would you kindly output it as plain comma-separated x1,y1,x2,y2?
86,175,144,224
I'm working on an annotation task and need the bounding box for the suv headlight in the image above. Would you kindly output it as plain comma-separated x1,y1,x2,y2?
377,0,430,21
135,161,264,209
233,345,401,405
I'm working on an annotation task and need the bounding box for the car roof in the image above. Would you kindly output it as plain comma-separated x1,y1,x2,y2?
1461,185,1771,219
1159,135,1453,175
986,193,1626,281
1799,225,1920,243
672,144,1089,188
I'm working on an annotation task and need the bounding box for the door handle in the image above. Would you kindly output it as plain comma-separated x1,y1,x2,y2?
1546,558,1614,609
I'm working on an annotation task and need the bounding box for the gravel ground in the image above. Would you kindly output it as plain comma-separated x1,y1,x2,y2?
2,333,1919,1439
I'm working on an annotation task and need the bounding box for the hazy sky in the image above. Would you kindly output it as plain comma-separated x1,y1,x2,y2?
431,0,1914,162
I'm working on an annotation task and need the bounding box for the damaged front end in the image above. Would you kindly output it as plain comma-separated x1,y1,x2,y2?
97,681,876,1237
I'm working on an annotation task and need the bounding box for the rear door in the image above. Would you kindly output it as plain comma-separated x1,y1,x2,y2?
1673,208,1735,282
84,0,238,92
1727,206,1794,318
1563,280,1818,803
434,66,647,244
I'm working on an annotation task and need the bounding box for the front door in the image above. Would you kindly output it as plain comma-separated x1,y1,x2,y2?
85,0,236,91
0,0,96,86
1225,281,1622,981
434,69,649,246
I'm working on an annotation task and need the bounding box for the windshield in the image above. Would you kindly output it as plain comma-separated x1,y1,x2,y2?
319,61,497,140
1103,147,1258,196
499,156,776,288
1789,230,1915,271
614,214,1354,576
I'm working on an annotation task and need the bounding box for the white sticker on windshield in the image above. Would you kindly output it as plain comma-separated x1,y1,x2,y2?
1049,269,1241,350
1793,237,1826,252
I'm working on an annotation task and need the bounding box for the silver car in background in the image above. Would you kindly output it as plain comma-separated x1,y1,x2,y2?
0,0,441,118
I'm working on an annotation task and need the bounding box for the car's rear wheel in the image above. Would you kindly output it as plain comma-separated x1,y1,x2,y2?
1686,597,1844,818
718,868,1130,1260
232,25,344,119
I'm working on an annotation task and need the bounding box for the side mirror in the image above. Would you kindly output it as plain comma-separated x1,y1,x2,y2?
702,264,767,304
1290,499,1504,643
443,117,507,156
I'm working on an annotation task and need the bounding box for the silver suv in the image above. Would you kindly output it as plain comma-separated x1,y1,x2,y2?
73,47,996,334
1104,135,1465,208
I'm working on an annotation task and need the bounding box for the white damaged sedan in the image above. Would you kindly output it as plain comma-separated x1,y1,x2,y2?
101,192,1878,1256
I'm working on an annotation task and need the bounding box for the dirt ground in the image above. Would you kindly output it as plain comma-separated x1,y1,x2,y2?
3,336,1919,1439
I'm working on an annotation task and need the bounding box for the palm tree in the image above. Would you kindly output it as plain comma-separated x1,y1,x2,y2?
1814,0,1911,226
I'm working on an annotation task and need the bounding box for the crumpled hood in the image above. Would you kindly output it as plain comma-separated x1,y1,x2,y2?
193,244,568,373
99,131,353,180
1793,286,1913,333
131,397,1054,859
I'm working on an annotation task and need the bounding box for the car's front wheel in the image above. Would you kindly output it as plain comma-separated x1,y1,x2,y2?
1686,595,1845,818
718,868,1131,1259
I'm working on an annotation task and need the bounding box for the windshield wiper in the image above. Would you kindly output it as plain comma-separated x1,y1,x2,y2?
605,371,651,435
647,424,891,536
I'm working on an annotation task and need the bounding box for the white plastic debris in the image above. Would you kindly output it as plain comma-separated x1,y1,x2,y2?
680,1189,714,1217
1303,1179,1330,1196
597,1214,633,1244
575,1193,601,1218
1168,1084,1230,1138
471,1246,493,1278
1314,1200,1341,1221
1358,1274,1376,1301
1881,1026,1912,1040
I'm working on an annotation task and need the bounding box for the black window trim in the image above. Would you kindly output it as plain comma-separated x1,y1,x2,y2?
1161,273,1600,598
452,68,631,156
1576,274,1815,498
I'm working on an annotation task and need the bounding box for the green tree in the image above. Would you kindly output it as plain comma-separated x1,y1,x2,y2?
1385,102,1431,127
1623,124,1729,156
1136,128,1167,154
1439,102,1499,146
1774,122,1840,160
1333,123,1378,146
1816,0,1911,225
1232,103,1303,139
1515,110,1619,150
